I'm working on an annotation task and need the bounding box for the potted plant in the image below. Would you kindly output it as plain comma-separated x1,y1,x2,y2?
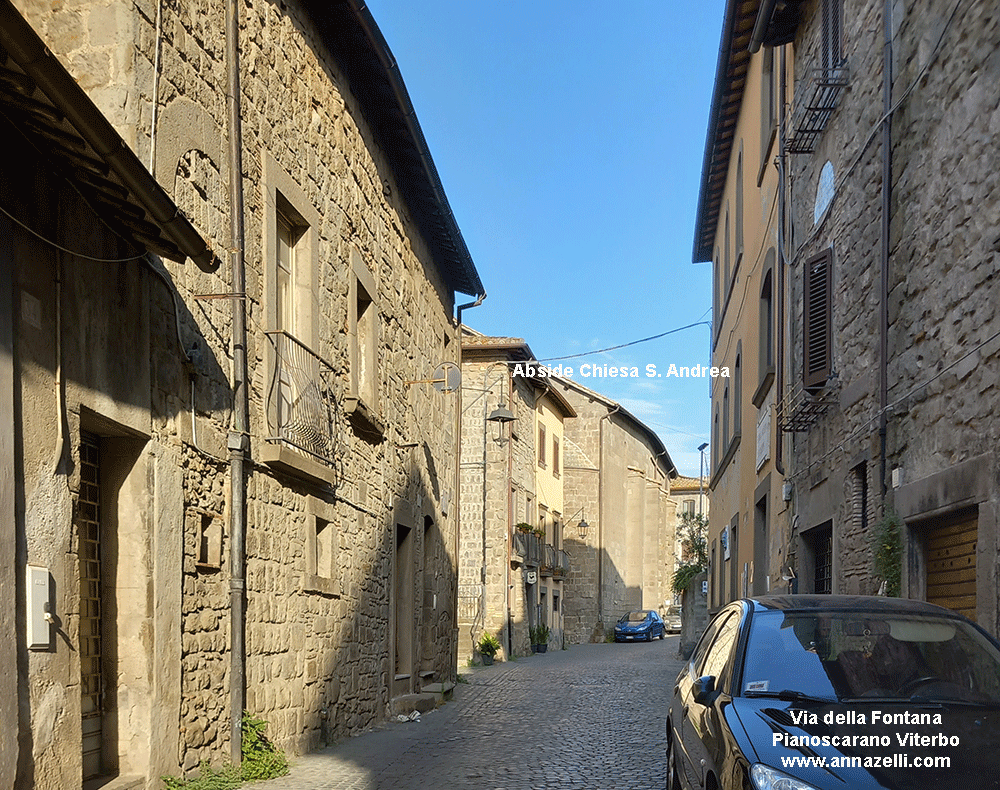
515,522,533,534
477,631,501,665
529,623,550,653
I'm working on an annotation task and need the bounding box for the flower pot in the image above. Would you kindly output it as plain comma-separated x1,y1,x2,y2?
482,654,495,666
536,643,547,653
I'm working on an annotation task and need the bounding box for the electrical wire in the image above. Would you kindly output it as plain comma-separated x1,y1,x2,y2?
0,201,146,263
537,320,712,363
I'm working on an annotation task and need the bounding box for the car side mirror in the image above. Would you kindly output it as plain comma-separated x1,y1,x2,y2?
693,675,716,705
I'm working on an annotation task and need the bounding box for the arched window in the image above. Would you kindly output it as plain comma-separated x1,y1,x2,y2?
734,346,742,437
722,384,730,452
735,148,744,262
758,253,775,396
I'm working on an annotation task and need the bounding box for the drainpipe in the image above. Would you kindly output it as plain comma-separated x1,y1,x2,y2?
879,0,892,497
453,294,485,669
225,0,249,765
775,43,788,477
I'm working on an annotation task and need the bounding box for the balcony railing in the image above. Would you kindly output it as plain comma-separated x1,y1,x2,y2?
785,65,850,155
777,381,837,433
541,544,555,577
512,532,544,567
554,549,569,578
265,330,336,462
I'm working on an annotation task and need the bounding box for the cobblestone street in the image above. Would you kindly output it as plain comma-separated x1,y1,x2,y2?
253,638,685,790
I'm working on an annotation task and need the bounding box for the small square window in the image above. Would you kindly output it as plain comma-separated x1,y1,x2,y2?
194,510,223,571
315,517,334,579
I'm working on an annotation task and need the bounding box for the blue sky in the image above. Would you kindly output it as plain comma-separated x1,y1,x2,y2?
365,0,727,476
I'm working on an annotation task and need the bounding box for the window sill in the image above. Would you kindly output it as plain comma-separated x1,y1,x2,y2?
260,442,336,487
345,396,385,442
710,433,742,490
303,573,341,597
752,368,775,408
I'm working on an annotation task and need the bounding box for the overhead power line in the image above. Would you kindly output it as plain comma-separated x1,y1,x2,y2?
538,321,711,363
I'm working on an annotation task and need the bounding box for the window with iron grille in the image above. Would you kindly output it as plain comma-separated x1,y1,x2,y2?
803,249,833,389
811,524,833,594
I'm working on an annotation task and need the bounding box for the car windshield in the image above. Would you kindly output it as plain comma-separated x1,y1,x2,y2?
740,610,1000,704
624,611,651,622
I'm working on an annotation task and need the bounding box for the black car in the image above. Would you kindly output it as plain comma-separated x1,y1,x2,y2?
667,595,1000,790
614,610,666,641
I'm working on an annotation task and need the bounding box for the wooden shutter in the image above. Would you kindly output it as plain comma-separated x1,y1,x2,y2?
803,249,832,389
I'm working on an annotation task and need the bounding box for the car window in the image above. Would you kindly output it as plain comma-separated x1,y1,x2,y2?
691,610,736,677
741,610,1000,702
700,612,740,689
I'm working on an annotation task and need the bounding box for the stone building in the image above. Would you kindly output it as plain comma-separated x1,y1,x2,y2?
553,377,677,643
700,0,1000,631
692,0,794,612
667,474,710,599
458,332,575,661
3,0,484,787
779,0,1000,627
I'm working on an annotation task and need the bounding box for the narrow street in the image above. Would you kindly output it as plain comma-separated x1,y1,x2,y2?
255,638,685,790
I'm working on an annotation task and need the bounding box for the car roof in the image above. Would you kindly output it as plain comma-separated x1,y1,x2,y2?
744,594,965,618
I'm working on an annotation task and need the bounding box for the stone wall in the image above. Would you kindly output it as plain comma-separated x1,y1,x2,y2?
786,0,890,594
12,0,467,783
787,0,1000,628
555,380,674,643
458,355,537,661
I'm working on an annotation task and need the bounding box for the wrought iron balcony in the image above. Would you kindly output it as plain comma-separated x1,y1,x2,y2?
553,549,569,578
541,544,556,577
777,381,837,433
512,532,544,567
265,330,336,463
785,65,850,155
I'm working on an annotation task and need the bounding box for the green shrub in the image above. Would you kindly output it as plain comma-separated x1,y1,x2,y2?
871,507,903,597
161,712,288,789
477,631,502,658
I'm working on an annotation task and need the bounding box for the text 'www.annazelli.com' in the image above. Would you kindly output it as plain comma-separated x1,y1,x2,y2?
779,754,952,770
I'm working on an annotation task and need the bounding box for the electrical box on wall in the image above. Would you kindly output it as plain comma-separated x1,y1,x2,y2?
27,565,52,651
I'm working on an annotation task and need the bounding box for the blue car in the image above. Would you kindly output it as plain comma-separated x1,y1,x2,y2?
614,610,665,642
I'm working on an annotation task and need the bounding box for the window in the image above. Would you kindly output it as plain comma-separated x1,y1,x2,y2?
803,249,833,389
722,385,730,451
713,249,721,340
734,347,742,436
724,206,731,299
683,499,696,516
822,0,844,71
759,261,774,382
196,511,223,570
760,47,776,176
348,248,382,433
851,463,870,532
304,498,340,595
712,409,719,475
552,435,560,477
753,493,769,595
804,522,833,594
315,517,334,579
538,423,546,468
262,154,324,462
735,148,744,263
700,612,740,690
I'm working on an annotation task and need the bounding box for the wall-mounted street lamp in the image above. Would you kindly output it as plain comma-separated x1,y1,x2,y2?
698,442,709,517
566,506,590,540
486,403,515,445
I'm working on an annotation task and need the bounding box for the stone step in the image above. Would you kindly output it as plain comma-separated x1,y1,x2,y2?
389,692,439,717
420,680,455,703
